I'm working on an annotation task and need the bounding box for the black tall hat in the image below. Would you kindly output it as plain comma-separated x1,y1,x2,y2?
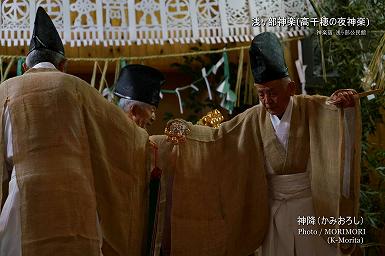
249,32,288,84
114,64,165,107
29,7,64,55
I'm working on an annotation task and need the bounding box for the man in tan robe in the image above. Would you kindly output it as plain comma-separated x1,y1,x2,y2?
150,32,361,256
0,7,150,256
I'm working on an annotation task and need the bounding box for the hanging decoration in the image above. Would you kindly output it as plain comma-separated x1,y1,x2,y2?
201,67,213,100
359,32,385,98
90,60,109,92
90,61,98,88
162,50,236,114
17,58,25,76
0,57,16,83
114,59,121,85
102,87,115,102
295,40,307,95
1,37,303,114
235,49,244,107
159,85,199,115
101,59,129,101
98,61,109,93
0,0,311,47
215,52,237,114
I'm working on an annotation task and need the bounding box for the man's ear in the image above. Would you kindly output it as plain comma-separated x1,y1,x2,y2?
22,63,29,72
288,81,296,96
130,104,138,117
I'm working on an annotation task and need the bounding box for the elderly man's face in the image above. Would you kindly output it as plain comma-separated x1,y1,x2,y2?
255,78,295,118
131,104,156,131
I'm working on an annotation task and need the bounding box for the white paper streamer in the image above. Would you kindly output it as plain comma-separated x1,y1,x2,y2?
295,40,307,95
175,89,183,114
212,57,225,74
201,68,213,100
175,84,200,114
216,80,226,92
367,94,376,100
102,87,114,102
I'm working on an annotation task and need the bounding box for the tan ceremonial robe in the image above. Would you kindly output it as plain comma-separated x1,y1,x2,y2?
0,68,150,256
151,95,361,256
258,96,346,256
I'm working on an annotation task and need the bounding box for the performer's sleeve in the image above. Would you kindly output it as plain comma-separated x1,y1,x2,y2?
150,111,269,256
341,107,356,198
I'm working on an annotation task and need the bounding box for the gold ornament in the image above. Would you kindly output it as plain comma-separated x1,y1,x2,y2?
164,119,191,144
197,109,224,128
